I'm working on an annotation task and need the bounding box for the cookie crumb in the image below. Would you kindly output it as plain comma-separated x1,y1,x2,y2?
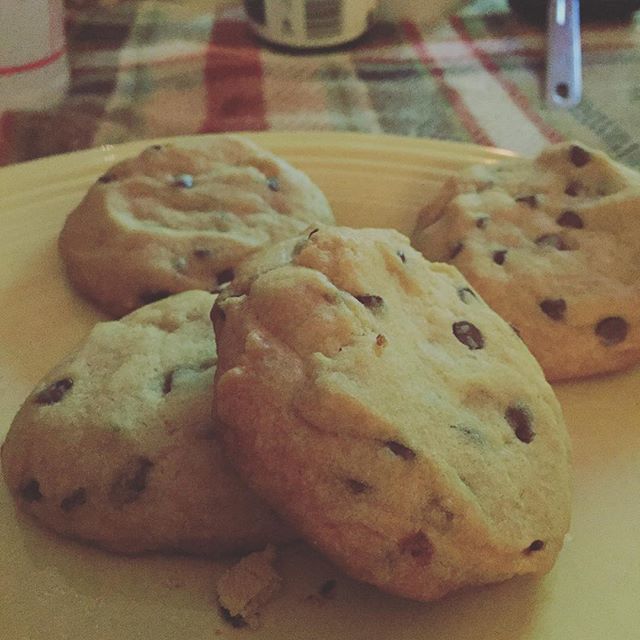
216,545,282,630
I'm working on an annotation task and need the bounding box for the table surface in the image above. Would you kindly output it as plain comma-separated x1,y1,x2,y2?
1,0,640,166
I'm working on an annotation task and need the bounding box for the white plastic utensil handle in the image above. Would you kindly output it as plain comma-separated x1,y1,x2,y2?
546,0,582,108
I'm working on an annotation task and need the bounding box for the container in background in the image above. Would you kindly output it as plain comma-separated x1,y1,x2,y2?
0,0,70,111
244,0,379,49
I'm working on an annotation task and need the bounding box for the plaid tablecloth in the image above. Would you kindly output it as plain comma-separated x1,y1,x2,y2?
2,0,640,167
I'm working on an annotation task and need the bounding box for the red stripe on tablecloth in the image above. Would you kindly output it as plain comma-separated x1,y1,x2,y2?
0,47,66,76
449,15,564,144
200,19,267,133
401,21,493,147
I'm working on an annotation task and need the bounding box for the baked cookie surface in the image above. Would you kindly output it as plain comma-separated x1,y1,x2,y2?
58,135,334,317
211,225,571,602
1,291,293,556
412,142,640,381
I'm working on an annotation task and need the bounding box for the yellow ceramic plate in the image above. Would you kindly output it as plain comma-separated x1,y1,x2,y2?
0,132,638,639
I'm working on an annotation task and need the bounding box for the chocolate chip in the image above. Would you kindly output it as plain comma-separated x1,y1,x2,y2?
97,174,115,184
219,606,248,629
319,579,337,598
19,479,42,502
505,405,535,443
139,290,171,306
109,456,154,507
174,173,194,188
216,268,235,285
376,334,387,347
452,321,485,350
210,304,226,324
476,216,489,229
564,181,582,197
595,316,628,346
267,177,280,192
524,539,545,554
457,287,477,304
557,210,584,229
569,144,591,167
345,478,371,494
163,370,175,395
397,250,407,263
193,248,212,259
516,195,538,208
539,298,567,321
449,242,464,260
60,487,87,512
384,440,416,460
35,378,73,405
354,294,384,311
398,531,433,565
492,250,507,265
535,234,568,250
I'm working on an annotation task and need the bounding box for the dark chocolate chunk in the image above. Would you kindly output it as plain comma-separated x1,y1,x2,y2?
267,176,280,192
319,579,337,598
397,250,406,263
535,234,568,250
384,440,416,460
457,287,477,304
216,268,235,285
516,195,538,208
60,487,87,512
564,181,582,197
139,290,171,306
19,479,42,502
109,456,154,507
449,242,464,260
354,294,385,311
539,298,567,321
345,478,371,494
557,210,584,229
398,531,433,565
452,321,485,350
505,405,535,443
524,539,545,554
492,249,507,265
219,606,248,629
174,173,194,188
476,216,489,229
569,144,591,167
595,316,628,346
163,370,175,395
35,378,73,405
210,304,226,324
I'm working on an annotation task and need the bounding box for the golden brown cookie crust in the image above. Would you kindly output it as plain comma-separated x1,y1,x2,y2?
59,135,334,317
212,225,571,602
1,291,294,556
412,142,640,381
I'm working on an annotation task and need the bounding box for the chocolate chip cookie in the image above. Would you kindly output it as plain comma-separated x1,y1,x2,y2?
1,291,293,555
211,225,571,602
412,142,640,381
58,135,334,317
